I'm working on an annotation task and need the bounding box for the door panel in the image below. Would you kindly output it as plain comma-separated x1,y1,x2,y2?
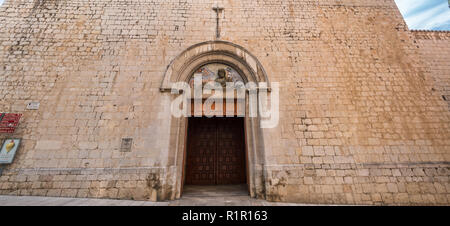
185,117,217,185
216,118,246,184
185,117,246,185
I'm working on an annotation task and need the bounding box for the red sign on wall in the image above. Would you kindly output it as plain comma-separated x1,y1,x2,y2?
0,113,22,133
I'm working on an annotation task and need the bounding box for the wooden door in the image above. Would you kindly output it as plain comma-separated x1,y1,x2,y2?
185,117,246,185
216,117,247,184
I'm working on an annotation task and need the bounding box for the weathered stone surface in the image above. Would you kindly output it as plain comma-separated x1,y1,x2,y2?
0,0,448,205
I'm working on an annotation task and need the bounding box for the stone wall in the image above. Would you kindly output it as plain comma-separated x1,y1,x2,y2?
412,30,450,110
0,0,448,205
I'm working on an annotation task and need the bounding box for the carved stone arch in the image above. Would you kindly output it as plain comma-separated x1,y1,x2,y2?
160,41,269,201
160,41,270,91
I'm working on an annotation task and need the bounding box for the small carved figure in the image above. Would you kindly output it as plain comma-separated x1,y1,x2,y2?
215,68,232,87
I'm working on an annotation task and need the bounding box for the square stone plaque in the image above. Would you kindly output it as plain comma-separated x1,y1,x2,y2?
26,102,40,110
120,138,133,152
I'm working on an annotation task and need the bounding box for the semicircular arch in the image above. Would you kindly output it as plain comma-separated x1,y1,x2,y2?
160,41,270,92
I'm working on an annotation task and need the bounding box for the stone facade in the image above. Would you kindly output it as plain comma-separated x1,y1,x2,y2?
412,30,450,110
0,0,449,205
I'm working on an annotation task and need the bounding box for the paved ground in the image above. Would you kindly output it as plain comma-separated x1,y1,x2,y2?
0,185,317,206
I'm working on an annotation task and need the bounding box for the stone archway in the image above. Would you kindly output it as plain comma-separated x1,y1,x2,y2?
159,41,270,200
160,41,270,91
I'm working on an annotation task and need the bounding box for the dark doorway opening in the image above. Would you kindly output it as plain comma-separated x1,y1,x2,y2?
183,117,248,196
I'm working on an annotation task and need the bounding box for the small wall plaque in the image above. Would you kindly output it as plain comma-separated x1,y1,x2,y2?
120,138,133,152
0,138,21,164
0,113,22,134
26,102,40,110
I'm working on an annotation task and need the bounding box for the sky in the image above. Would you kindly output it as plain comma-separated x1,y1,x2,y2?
395,0,450,30
0,0,448,30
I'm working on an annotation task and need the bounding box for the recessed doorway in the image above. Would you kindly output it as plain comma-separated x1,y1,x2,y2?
183,117,248,196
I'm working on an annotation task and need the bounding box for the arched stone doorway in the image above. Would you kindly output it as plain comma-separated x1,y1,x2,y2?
184,63,247,189
160,41,270,200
